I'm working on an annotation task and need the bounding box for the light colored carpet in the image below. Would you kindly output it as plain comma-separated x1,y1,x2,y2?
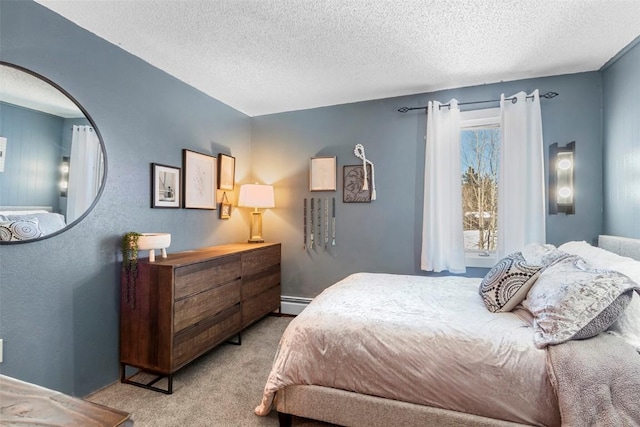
87,316,334,426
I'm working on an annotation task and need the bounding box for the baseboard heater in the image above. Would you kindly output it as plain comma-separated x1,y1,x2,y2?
280,295,313,315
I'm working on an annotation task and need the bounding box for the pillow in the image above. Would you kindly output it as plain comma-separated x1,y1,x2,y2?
558,240,633,269
5,212,66,235
479,252,543,312
0,218,43,241
523,255,640,348
606,259,640,352
521,242,568,267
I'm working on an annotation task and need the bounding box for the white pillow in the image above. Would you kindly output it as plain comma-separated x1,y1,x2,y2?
558,240,633,269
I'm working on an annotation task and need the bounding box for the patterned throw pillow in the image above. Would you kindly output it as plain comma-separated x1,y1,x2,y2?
479,252,543,313
0,218,43,241
524,255,640,349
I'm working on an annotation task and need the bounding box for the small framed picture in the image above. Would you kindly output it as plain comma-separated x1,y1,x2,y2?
183,149,217,209
219,203,231,219
343,164,372,203
218,154,236,190
151,163,181,208
310,156,337,192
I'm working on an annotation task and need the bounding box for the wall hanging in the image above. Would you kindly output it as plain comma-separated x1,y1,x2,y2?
183,149,216,209
151,163,180,208
219,192,231,219
343,164,372,203
353,144,376,200
218,153,236,191
310,156,337,191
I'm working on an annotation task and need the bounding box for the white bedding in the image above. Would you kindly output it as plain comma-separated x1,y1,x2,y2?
256,272,560,426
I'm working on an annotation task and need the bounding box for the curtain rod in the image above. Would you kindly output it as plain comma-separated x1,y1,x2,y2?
397,91,559,113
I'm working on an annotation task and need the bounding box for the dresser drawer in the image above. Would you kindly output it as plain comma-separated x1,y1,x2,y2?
174,279,241,333
174,255,241,300
243,286,280,327
242,245,280,276
172,305,241,369
243,264,280,300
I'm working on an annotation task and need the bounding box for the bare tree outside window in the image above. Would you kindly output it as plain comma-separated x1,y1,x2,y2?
461,127,500,253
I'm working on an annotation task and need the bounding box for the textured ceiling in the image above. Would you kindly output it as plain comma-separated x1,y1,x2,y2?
35,0,640,117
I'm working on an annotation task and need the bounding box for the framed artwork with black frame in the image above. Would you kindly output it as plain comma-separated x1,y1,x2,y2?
182,149,216,209
343,164,372,203
310,156,337,192
218,153,236,191
151,163,181,208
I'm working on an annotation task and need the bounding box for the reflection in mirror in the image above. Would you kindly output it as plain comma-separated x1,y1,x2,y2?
0,62,106,243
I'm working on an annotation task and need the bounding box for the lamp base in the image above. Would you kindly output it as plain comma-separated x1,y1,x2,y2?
248,211,265,243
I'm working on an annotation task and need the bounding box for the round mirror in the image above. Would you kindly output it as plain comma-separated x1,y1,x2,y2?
0,62,106,243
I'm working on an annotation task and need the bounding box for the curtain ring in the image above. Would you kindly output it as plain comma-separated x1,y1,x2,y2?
511,97,518,104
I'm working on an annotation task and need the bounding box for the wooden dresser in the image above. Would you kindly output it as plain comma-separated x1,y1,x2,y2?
120,242,281,393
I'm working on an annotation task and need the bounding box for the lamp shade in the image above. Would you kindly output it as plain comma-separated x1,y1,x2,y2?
238,184,275,208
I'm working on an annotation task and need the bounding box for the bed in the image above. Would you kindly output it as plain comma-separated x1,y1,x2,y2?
255,235,640,427
0,206,66,240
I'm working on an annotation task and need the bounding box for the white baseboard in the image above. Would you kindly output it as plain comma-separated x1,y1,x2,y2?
280,296,313,316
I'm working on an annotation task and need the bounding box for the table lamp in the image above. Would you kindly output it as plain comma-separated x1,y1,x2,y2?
238,183,275,243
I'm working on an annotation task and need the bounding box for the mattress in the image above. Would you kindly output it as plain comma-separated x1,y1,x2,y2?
256,272,560,426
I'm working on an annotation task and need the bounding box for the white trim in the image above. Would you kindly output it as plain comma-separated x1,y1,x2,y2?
281,296,313,315
464,252,497,268
460,107,500,129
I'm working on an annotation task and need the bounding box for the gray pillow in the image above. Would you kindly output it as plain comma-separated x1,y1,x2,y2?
524,255,640,348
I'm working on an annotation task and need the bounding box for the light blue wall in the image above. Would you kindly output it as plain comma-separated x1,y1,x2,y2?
602,38,640,238
0,1,251,396
252,72,604,298
0,102,62,211
0,0,618,399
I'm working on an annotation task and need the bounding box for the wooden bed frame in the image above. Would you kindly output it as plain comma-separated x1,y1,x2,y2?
275,235,640,427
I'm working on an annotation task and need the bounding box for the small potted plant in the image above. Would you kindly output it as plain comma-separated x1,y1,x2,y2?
121,231,141,309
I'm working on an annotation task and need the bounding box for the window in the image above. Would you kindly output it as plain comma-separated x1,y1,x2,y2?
460,108,501,267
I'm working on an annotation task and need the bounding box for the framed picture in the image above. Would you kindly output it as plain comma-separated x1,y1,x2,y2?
310,156,337,192
151,163,181,208
183,149,217,209
343,164,372,203
219,192,232,219
218,154,236,190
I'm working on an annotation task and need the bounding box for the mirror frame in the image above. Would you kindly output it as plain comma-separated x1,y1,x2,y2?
0,61,108,244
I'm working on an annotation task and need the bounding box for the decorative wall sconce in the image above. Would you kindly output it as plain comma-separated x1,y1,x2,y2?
59,156,70,197
238,183,275,243
549,141,575,215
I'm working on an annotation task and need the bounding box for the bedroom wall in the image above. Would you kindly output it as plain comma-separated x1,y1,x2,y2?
0,1,252,396
602,38,640,239
0,102,62,211
252,72,604,298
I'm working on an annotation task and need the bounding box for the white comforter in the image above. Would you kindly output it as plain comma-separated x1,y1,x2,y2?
256,273,560,426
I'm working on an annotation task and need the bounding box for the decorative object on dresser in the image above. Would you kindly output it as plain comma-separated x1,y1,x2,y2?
238,183,275,243
121,231,142,310
136,232,171,262
0,374,132,426
120,242,281,394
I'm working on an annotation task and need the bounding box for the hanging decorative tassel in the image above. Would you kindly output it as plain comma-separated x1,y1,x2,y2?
353,144,377,200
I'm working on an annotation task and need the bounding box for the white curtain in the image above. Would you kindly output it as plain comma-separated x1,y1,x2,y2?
67,125,103,223
497,90,546,258
421,100,466,273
